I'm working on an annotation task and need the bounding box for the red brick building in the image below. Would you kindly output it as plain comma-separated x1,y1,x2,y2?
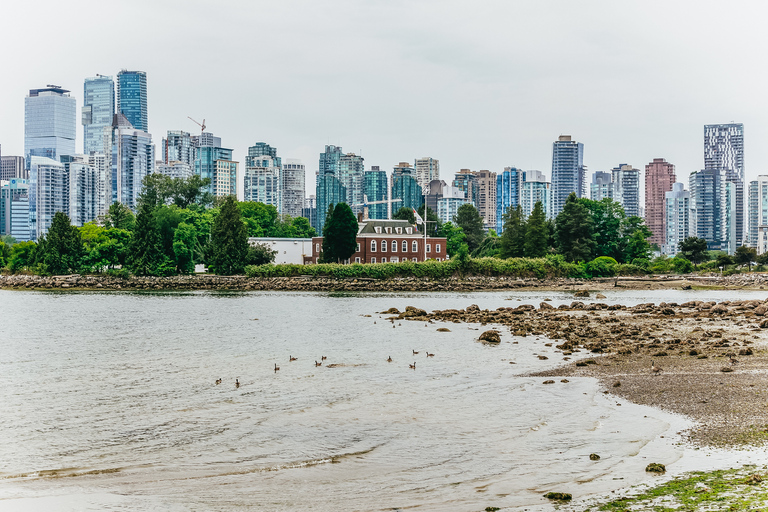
306,219,448,264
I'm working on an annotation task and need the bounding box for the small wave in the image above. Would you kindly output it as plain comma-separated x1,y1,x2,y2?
1,466,124,480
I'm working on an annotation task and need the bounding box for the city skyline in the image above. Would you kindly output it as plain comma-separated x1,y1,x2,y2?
3,1,768,195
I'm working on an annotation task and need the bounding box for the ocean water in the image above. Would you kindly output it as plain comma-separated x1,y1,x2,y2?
0,288,765,511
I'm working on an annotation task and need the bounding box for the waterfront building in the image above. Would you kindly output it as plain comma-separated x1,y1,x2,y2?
521,170,551,219
0,179,30,242
281,159,305,218
364,166,389,220
391,166,424,212
82,75,115,155
117,70,148,132
437,186,468,224
244,155,280,208
414,157,439,192
1,155,26,181
705,123,745,247
24,86,76,162
162,131,196,167
663,183,690,256
589,171,613,201
749,176,768,254
28,156,67,240
214,160,238,197
87,152,108,216
108,114,154,211
496,167,523,234
476,169,497,232
611,164,641,217
645,158,676,248
308,219,447,264
157,161,193,179
248,237,314,265
551,135,585,216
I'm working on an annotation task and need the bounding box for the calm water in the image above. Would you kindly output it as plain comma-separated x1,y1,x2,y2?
1,288,766,511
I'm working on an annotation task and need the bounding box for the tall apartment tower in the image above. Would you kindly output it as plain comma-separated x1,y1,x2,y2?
117,70,148,133
82,75,115,155
281,159,305,219
244,155,280,209
663,182,690,256
28,156,67,240
644,158,676,248
108,113,155,211
391,165,423,212
162,131,196,167
496,167,523,234
611,164,641,217
414,157,439,192
24,86,76,162
0,178,31,242
363,166,389,220
195,133,237,198
1,155,26,181
749,176,768,254
589,171,613,201
705,123,744,247
453,169,479,206
476,169,497,232
551,135,585,217
690,168,736,253
521,170,551,219
315,145,359,234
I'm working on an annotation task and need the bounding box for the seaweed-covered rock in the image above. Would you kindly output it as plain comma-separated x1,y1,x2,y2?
539,302,555,310
646,463,666,473
544,492,572,501
589,453,600,460
436,327,451,332
479,330,501,343
381,307,401,314
543,380,555,384
574,290,590,298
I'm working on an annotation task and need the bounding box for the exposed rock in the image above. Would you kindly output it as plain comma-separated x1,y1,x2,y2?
436,328,451,332
645,463,666,473
479,330,501,343
544,492,572,501
595,293,607,299
589,453,600,460
543,380,555,384
721,367,734,373
539,302,555,310
381,307,401,314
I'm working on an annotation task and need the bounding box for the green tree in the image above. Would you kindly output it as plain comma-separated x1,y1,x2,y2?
128,183,173,276
1,235,17,246
678,237,708,265
454,203,484,253
393,206,416,224
238,201,279,237
471,236,502,258
417,205,441,236
208,196,249,275
322,203,358,263
104,202,135,231
556,192,596,262
734,245,757,268
8,241,36,273
499,204,526,259
247,243,277,266
0,240,9,268
173,222,198,274
672,255,694,274
79,222,131,272
580,197,625,260
38,212,85,275
438,221,467,257
620,216,652,262
291,216,316,238
524,201,549,258
168,175,213,209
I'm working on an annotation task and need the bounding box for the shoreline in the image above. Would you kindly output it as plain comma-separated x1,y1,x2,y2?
2,272,768,292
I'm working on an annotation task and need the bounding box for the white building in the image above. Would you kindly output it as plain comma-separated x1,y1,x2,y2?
414,157,439,192
281,158,305,218
437,186,468,224
244,155,280,209
522,170,551,219
751,176,768,254
248,237,313,264
663,182,690,256
157,161,194,180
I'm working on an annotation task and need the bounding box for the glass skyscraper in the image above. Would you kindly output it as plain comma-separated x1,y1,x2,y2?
117,70,148,133
109,114,155,211
280,159,305,218
496,167,523,234
704,123,744,248
82,75,115,155
24,86,76,162
364,167,389,220
162,130,195,166
392,170,424,212
551,135,585,217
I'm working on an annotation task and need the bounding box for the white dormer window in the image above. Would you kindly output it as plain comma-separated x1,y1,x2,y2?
385,227,392,234
396,227,402,234
375,227,382,234
406,227,412,234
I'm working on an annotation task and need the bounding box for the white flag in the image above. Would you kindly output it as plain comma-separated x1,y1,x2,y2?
413,208,424,225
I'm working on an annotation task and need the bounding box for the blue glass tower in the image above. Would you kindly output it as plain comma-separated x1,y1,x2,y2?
496,167,523,234
364,167,388,220
82,75,115,154
24,86,76,162
551,135,585,217
392,173,424,212
117,70,148,133
316,174,347,234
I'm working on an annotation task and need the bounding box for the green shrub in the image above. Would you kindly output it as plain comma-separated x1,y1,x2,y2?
106,268,131,279
616,263,649,276
586,256,618,277
671,256,693,274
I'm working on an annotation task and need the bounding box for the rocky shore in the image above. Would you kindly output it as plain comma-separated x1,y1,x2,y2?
390,297,768,447
3,271,768,292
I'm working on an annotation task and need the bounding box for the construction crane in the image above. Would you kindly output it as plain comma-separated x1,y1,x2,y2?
188,116,206,133
353,194,402,221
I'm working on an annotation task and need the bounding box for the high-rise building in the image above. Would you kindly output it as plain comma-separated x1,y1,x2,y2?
476,169,497,232
28,156,67,240
453,169,479,206
414,157,439,192
302,195,317,232
690,168,735,253
61,155,100,227
1,155,26,181
338,152,364,213
24,86,76,162
364,166,389,220
589,171,613,201
157,161,193,180
194,134,236,198
314,145,364,233
750,176,768,254
87,152,108,217
645,158,676,248
0,178,31,242
611,164,641,217
551,135,585,216
162,131,196,167
281,159,305,218
436,186,467,224
315,174,347,234
108,113,154,211
247,142,280,168
705,123,744,247
424,179,447,216
192,132,221,148
117,70,148,132
82,75,115,155
522,170,551,219
663,182,690,256
244,155,280,208
391,166,424,212
496,167,523,233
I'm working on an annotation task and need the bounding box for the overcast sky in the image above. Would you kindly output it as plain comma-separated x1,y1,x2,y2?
2,0,767,197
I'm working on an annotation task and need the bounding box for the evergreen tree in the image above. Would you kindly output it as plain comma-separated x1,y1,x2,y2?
620,216,652,262
678,237,708,265
499,204,526,259
555,192,596,262
128,199,170,276
207,196,249,275
104,202,135,231
319,203,336,263
326,203,359,263
40,211,85,275
524,201,549,258
454,203,484,253
438,221,467,257
580,198,625,260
